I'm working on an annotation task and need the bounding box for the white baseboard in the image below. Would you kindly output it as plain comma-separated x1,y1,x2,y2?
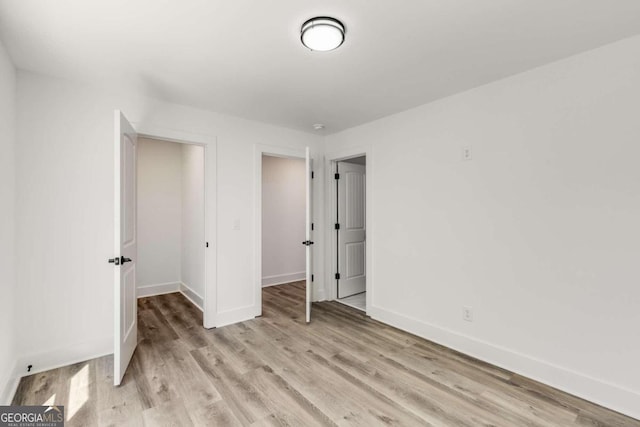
3,337,113,405
16,338,113,378
369,305,640,421
137,281,203,312
2,282,203,405
216,305,257,328
262,272,305,287
0,361,19,405
180,282,203,311
137,281,180,298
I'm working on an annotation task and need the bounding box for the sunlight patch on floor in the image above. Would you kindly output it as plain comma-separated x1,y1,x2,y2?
42,393,56,406
67,364,89,420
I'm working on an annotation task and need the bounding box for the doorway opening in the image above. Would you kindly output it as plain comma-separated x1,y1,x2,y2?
260,154,307,318
136,137,205,311
114,111,216,385
335,155,366,312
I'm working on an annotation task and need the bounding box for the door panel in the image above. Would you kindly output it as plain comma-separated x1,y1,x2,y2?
123,136,136,243
338,162,366,298
114,110,138,386
346,241,365,279
346,172,365,229
122,266,136,339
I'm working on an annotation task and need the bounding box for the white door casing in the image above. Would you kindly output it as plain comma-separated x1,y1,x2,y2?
113,111,138,386
337,162,366,298
133,124,217,329
305,147,313,323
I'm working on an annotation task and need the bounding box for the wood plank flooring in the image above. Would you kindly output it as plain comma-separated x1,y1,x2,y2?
12,281,640,426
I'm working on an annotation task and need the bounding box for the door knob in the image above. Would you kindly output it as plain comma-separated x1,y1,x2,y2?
108,257,132,265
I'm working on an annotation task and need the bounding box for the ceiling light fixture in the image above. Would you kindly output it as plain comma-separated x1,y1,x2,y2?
301,17,345,52
313,123,325,131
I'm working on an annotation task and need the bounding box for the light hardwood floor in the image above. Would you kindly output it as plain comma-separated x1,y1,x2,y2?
12,282,640,426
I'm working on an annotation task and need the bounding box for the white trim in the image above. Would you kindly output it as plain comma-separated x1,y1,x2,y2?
132,123,217,328
262,271,306,287
137,281,181,298
180,282,204,311
314,287,326,302
136,281,203,311
216,305,258,328
0,361,19,405
369,305,640,421
13,337,112,381
324,146,374,316
254,144,307,319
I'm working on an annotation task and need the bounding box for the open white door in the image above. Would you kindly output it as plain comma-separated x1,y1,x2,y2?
304,147,313,323
111,111,138,386
337,161,366,298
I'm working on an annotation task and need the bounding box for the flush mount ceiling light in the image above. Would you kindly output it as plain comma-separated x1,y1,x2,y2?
301,17,345,51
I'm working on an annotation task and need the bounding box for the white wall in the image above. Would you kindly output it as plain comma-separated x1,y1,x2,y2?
181,143,205,305
14,70,324,376
137,138,204,306
325,35,640,418
6,30,639,420
261,156,306,286
0,39,17,404
137,138,182,290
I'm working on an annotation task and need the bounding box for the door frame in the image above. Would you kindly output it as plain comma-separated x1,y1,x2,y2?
325,146,373,315
254,144,307,317
132,123,217,328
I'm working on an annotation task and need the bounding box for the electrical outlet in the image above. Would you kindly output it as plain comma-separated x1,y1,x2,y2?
462,146,472,161
463,306,473,322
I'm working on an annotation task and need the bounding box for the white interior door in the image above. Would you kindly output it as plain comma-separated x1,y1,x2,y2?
304,147,313,323
337,161,366,298
112,111,138,386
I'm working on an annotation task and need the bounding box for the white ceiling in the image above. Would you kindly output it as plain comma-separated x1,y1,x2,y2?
1,1,640,134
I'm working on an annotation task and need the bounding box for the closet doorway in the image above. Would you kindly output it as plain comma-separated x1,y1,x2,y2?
260,154,307,317
136,137,205,310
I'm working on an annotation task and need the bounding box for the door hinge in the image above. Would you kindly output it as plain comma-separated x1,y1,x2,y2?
311,171,315,179
335,273,341,280
335,173,340,180
311,223,314,231
311,274,314,282
206,242,209,248
334,223,340,230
